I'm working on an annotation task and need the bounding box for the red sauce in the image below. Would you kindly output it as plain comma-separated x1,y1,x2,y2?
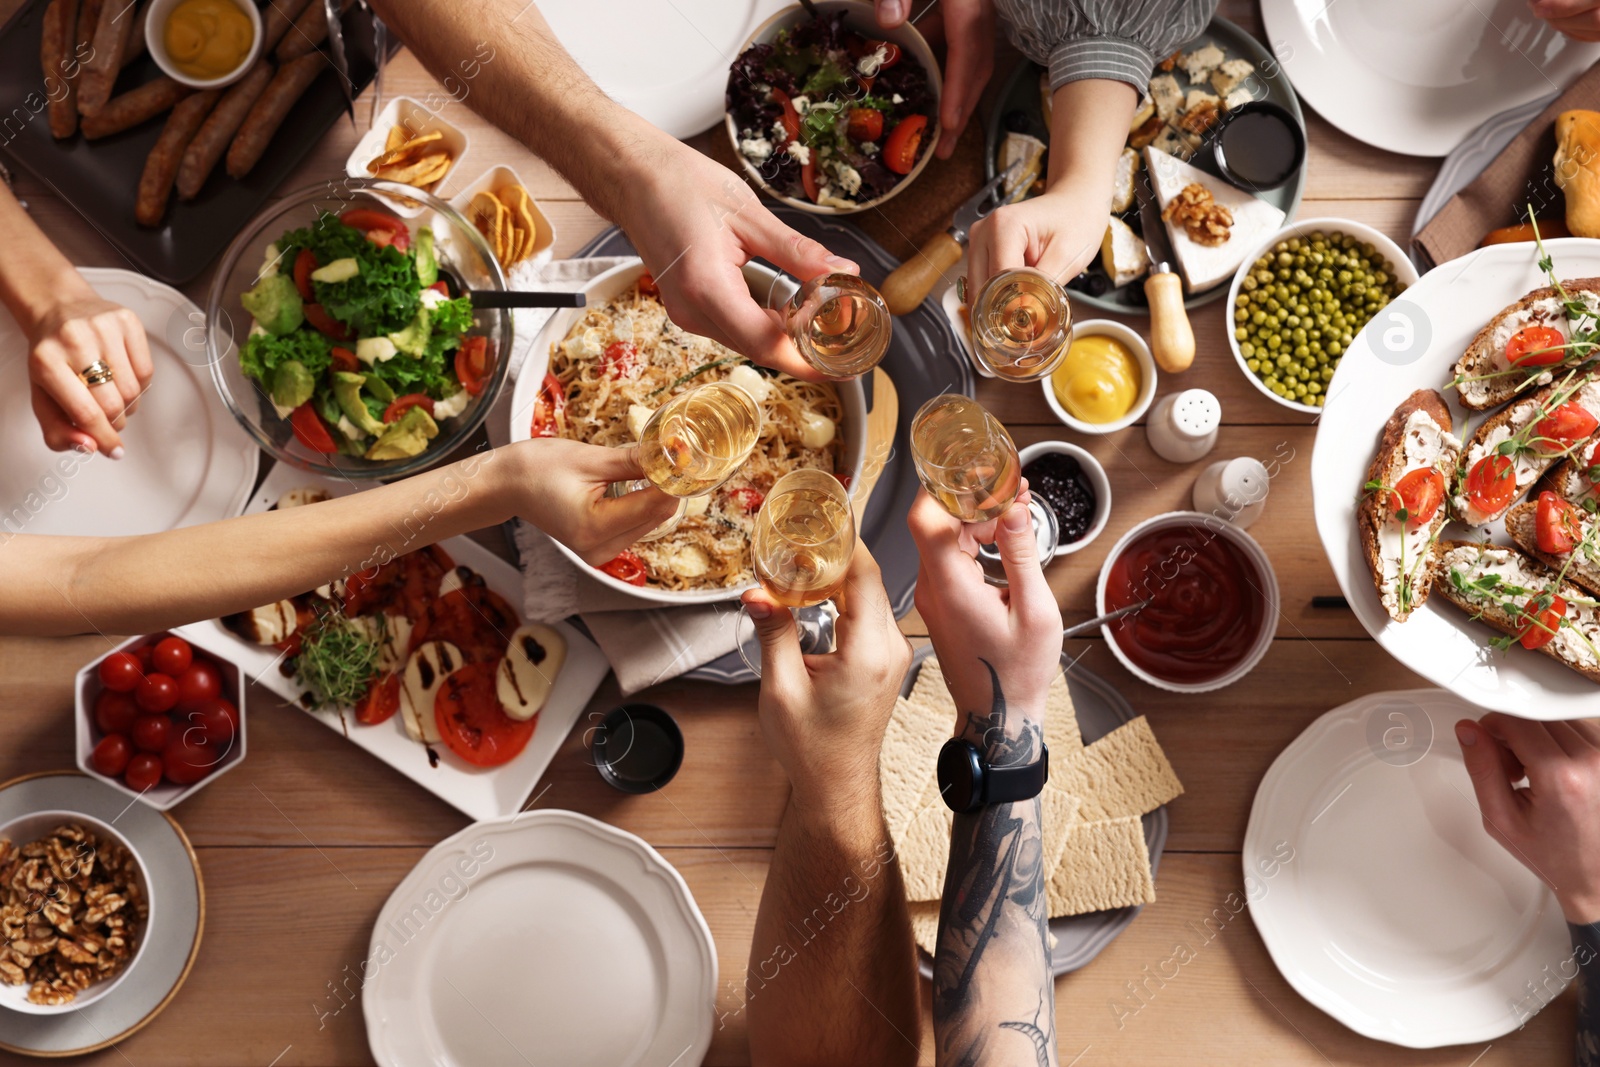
1103,523,1267,684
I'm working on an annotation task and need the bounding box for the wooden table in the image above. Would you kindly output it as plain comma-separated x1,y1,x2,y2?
0,2,1578,1063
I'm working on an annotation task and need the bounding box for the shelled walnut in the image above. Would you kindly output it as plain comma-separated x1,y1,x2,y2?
1162,182,1234,247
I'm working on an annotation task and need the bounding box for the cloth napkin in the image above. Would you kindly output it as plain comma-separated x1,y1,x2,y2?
1413,65,1600,269
485,256,746,695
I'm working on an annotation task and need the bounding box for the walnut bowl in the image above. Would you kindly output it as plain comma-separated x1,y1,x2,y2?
0,810,152,1015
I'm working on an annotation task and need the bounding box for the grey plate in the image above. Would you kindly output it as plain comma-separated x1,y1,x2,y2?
983,15,1305,316
901,645,1169,978
0,772,203,1057
573,209,975,684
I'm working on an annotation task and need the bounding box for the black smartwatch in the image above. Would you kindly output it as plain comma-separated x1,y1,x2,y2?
936,738,1049,814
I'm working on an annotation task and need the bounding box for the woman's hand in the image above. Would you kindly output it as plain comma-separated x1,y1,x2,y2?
509,438,679,565
1530,0,1600,40
26,287,154,456
966,178,1111,303
875,0,995,160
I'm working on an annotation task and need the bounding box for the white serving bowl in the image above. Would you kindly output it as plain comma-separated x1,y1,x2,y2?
345,97,472,218
1094,510,1279,694
509,258,867,605
1017,441,1111,557
0,810,152,1014
1039,318,1158,435
724,1,942,215
144,0,262,90
447,164,557,270
1225,217,1419,415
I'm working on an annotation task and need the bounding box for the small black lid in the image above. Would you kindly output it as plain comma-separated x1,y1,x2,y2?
590,704,685,795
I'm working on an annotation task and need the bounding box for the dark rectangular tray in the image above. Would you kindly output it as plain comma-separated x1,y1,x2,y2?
0,0,389,284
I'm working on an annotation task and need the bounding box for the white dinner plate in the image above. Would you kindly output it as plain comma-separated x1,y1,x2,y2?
540,0,788,139
1245,689,1570,1047
0,771,203,1058
1260,0,1600,157
364,809,716,1067
1313,237,1600,718
0,267,257,537
193,461,613,822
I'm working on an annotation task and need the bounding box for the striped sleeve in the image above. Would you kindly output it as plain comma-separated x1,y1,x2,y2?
993,0,1219,93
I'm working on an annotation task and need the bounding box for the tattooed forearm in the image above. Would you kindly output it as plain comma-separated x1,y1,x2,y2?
1576,923,1599,1067
933,661,1058,1067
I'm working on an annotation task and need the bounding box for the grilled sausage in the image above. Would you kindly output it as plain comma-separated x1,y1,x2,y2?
176,59,271,198
135,88,218,226
261,0,312,52
80,75,189,139
77,0,138,116
41,0,80,138
226,52,324,179
275,0,351,61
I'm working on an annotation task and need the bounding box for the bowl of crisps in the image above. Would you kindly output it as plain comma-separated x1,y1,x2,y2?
344,97,470,217
451,165,557,275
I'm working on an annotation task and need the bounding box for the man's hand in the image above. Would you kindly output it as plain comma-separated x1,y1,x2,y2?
1457,714,1600,924
906,487,1062,722
510,438,679,565
875,0,995,159
741,543,911,819
26,288,153,457
1530,0,1600,40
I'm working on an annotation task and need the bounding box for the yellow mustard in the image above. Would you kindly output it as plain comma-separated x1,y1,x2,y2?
164,0,254,80
1051,334,1140,423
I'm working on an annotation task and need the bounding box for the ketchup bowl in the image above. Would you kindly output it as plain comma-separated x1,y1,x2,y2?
1095,511,1279,694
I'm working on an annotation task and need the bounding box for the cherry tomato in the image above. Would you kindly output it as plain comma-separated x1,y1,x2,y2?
383,393,435,423
1535,490,1585,555
292,248,318,302
98,651,143,692
175,660,223,711
290,402,339,454
598,550,648,586
883,114,928,175
530,372,566,438
303,302,352,342
151,636,192,676
329,345,360,373
637,273,659,296
1532,402,1599,455
124,753,163,793
134,645,155,670
847,107,884,141
1464,454,1518,516
355,674,401,726
132,714,172,752
135,673,178,714
729,487,765,512
434,662,536,767
94,689,139,735
869,40,901,69
91,734,133,778
601,341,638,380
454,335,491,397
339,209,411,253
1505,325,1567,367
162,736,215,786
1387,468,1445,530
184,698,239,747
1519,594,1567,650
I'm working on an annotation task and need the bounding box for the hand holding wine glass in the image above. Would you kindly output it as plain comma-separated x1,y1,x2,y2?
781,273,892,378
910,393,1021,523
637,381,763,497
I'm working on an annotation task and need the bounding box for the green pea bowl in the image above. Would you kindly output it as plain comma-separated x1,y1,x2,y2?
1225,218,1418,415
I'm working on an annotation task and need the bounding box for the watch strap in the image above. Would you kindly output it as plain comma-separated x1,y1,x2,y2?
984,743,1049,805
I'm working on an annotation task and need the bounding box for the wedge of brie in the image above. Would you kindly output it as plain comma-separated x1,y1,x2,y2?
1142,147,1286,293
1100,216,1150,288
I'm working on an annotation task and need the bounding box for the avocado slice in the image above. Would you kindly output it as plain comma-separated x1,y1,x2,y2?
270,359,314,410
414,228,438,288
332,371,385,436
310,257,360,284
363,373,396,404
241,274,303,336
388,307,431,357
365,406,439,461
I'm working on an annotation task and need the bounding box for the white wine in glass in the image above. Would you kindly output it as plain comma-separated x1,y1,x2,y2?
752,468,856,608
910,394,1021,523
638,382,762,497
968,267,1072,382
785,273,892,378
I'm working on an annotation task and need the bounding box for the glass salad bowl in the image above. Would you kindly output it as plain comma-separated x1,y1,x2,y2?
206,179,511,480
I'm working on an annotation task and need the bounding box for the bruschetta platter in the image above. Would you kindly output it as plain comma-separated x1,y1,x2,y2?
1314,235,1600,717
195,461,611,821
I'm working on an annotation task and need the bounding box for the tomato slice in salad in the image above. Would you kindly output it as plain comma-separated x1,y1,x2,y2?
530,372,566,438
303,302,351,342
1463,454,1518,516
428,280,451,296
1532,401,1599,454
1535,490,1585,555
1518,594,1567,650
602,341,637,379
770,88,801,143
1505,325,1566,367
883,114,927,175
847,107,884,142
384,394,434,423
292,248,317,301
434,661,535,767
598,550,648,586
355,673,400,725
455,335,491,396
411,584,519,662
340,209,410,252
329,345,359,373
290,402,338,453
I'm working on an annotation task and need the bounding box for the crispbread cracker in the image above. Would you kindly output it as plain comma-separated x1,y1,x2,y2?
880,695,950,843
1040,786,1084,878
1047,814,1156,916
1052,716,1182,821
910,898,941,956
1045,668,1082,753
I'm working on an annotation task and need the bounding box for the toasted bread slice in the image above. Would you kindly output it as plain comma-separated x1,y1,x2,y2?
1538,435,1600,504
1433,540,1600,684
1359,389,1460,621
1452,278,1600,411
1450,376,1600,525
1505,500,1600,598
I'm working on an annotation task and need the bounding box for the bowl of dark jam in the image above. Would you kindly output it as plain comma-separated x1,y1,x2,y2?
1019,442,1111,557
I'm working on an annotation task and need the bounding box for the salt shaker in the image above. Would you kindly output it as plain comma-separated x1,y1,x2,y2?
1146,388,1220,463
1192,457,1270,528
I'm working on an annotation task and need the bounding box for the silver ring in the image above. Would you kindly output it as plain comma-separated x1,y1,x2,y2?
77,360,114,388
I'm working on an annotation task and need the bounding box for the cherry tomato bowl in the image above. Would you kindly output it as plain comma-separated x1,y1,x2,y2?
0,808,152,1015
74,627,248,812
205,179,512,480
723,1,942,216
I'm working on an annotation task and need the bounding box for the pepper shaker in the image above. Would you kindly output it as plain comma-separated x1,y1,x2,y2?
1192,457,1270,529
1146,389,1220,463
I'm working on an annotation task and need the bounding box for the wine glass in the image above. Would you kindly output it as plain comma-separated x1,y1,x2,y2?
963,267,1072,382
606,479,688,541
735,468,857,677
780,272,892,378
909,394,1022,523
638,381,763,497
